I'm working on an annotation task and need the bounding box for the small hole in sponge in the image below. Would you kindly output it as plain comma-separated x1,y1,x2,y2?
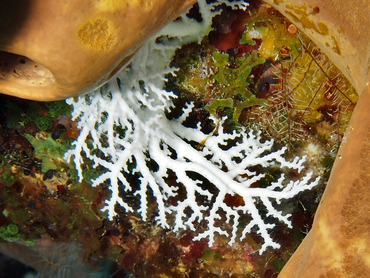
313,6,320,14
0,50,54,87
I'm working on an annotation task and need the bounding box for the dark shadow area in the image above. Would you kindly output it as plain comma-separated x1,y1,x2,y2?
0,251,37,278
0,0,31,47
0,1,35,95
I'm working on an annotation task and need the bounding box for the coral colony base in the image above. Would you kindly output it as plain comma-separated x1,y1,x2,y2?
0,0,358,277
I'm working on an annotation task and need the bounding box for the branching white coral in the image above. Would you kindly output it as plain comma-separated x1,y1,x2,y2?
65,0,319,254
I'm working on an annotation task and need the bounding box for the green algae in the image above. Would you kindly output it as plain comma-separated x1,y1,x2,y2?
5,99,70,131
0,224,20,242
0,167,15,186
171,45,268,124
23,133,73,173
205,49,268,122
45,101,73,118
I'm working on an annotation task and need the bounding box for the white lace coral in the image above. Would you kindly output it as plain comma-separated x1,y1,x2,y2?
65,0,319,254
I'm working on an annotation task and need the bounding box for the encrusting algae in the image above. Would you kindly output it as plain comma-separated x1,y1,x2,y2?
169,3,357,153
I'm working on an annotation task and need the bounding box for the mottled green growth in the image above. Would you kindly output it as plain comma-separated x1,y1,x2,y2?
202,250,220,261
45,101,73,117
207,88,267,122
0,168,15,186
5,99,47,129
4,99,71,130
5,100,23,129
23,133,73,173
240,6,302,60
272,258,285,272
6,223,18,235
8,209,29,224
68,168,79,182
34,115,53,131
108,245,123,255
82,168,101,185
205,50,267,123
0,224,20,242
206,99,233,114
25,239,36,246
212,50,265,87
321,155,335,169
